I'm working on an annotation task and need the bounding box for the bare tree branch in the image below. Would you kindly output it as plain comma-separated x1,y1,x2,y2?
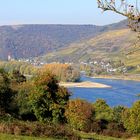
97,0,140,32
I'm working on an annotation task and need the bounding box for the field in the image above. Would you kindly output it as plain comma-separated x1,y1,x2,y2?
0,133,60,140
0,133,125,140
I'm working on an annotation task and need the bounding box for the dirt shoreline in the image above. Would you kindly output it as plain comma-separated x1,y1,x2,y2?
59,81,111,88
91,75,140,82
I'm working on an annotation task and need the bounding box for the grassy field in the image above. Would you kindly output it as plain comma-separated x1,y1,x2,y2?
0,133,125,140
77,131,124,140
0,133,61,140
0,133,137,140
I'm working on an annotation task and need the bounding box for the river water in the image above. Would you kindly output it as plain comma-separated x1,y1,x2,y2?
70,76,140,107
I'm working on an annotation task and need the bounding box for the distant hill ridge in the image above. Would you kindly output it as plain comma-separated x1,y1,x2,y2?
0,20,127,60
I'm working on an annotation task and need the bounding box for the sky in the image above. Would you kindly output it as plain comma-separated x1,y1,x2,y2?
0,0,126,26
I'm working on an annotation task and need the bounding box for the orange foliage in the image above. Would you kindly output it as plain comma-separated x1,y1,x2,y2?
65,99,94,130
40,63,80,82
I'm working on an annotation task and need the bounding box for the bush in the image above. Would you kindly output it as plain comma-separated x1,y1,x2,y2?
102,129,131,138
90,119,108,133
107,122,125,132
0,121,80,139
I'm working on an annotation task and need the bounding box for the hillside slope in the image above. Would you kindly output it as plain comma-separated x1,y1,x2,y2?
0,20,127,60
39,29,138,63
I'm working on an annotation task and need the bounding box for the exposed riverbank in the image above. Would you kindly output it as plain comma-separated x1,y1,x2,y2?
91,74,140,82
59,81,111,88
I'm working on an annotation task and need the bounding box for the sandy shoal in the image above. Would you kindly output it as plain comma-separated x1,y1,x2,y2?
59,81,111,88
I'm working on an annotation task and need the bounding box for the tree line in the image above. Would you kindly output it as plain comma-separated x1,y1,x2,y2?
0,68,140,139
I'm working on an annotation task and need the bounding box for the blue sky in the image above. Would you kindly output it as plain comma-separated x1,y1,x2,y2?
0,0,125,25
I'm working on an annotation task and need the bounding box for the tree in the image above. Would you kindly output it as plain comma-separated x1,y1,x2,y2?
41,63,80,82
112,105,125,124
97,0,140,32
29,72,70,123
65,99,94,131
15,81,36,121
93,99,113,121
122,100,140,133
0,69,13,115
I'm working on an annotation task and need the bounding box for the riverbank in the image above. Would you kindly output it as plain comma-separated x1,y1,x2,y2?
91,74,140,82
59,81,111,88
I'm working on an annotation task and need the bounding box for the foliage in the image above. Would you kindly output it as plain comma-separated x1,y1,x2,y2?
0,121,79,139
0,61,37,75
0,68,138,139
122,100,140,133
93,99,113,121
41,63,80,82
29,72,70,123
10,70,26,84
90,119,108,133
65,99,94,131
112,106,125,124
0,69,14,115
15,81,36,121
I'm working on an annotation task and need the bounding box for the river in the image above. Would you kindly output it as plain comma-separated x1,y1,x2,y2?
69,76,140,107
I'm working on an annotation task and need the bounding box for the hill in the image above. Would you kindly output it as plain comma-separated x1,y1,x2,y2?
38,29,136,62
0,20,127,60
38,28,140,73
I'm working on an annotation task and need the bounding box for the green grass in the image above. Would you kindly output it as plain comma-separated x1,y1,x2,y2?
0,133,62,140
0,132,137,140
77,131,124,140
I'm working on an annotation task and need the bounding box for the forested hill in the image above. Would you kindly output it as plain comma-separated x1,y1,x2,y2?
0,20,127,60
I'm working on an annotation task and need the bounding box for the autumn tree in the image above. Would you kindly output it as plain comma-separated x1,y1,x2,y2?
65,99,94,131
41,63,80,82
29,72,70,123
